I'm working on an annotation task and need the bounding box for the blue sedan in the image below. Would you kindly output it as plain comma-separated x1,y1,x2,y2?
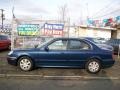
7,38,115,74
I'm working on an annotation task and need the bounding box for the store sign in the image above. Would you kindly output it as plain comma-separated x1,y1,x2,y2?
44,23,64,36
17,24,39,36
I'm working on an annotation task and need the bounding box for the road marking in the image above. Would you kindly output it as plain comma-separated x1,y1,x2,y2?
0,74,5,77
0,74,119,80
43,75,119,80
6,74,43,77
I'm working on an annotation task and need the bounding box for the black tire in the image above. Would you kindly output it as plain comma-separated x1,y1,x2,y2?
18,56,33,71
85,59,101,74
8,45,11,50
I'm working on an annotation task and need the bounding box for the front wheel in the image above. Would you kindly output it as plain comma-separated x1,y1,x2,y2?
18,56,33,71
86,59,101,74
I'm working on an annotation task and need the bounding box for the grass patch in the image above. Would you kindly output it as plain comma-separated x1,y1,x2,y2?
0,51,9,57
0,60,7,66
0,61,5,64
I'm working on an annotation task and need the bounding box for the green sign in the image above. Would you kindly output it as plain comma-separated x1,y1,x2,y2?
17,24,39,36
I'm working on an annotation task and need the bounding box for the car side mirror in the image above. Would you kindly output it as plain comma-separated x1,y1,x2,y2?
34,44,38,48
44,46,49,51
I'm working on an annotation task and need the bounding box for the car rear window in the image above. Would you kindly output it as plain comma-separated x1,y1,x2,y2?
68,40,91,50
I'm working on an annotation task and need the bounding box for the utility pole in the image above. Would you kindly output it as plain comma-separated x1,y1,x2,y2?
11,6,15,50
0,9,5,30
86,3,89,26
67,18,70,38
59,4,68,23
86,3,89,18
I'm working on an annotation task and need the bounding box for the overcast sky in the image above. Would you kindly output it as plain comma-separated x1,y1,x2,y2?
0,0,120,24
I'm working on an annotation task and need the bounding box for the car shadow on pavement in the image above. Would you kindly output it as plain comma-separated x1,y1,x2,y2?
0,56,120,80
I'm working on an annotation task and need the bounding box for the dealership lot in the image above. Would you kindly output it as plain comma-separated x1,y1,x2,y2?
0,50,120,79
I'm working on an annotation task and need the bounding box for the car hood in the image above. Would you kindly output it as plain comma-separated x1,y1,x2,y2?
13,48,37,52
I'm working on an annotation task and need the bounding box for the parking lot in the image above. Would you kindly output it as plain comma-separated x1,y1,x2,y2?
0,50,120,80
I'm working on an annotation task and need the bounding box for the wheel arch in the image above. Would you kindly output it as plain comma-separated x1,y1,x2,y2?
86,56,103,65
16,55,34,66
88,56,102,61
85,56,102,74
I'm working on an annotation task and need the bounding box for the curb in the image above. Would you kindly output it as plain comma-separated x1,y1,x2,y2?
0,74,119,80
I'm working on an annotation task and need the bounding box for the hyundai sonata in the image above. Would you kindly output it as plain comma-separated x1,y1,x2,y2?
7,38,115,74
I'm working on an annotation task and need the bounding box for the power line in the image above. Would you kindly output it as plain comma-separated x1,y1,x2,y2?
92,0,120,18
92,0,114,16
93,8,120,19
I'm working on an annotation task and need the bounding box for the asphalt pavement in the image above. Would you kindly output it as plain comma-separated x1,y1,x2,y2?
0,50,8,57
0,50,120,90
0,78,120,90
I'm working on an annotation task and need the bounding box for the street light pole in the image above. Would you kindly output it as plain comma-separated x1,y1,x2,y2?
0,9,4,30
11,0,15,50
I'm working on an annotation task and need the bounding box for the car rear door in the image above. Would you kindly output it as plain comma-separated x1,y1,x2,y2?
66,39,92,67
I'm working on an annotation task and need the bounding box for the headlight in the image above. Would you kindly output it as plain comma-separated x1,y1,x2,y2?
8,51,13,55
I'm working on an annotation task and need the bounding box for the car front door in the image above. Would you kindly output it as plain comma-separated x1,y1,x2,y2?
37,39,68,66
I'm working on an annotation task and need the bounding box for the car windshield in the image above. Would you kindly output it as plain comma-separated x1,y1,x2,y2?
37,38,53,48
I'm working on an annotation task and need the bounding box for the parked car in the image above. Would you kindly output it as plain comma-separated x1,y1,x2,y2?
0,35,11,50
7,38,115,74
105,39,120,55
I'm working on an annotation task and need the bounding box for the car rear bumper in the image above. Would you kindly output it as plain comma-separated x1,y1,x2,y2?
102,60,115,68
7,56,17,66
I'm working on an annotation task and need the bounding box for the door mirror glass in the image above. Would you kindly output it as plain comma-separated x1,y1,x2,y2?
44,46,49,51
34,44,38,48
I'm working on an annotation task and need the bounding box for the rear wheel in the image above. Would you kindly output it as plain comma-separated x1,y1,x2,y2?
86,59,101,74
18,56,33,71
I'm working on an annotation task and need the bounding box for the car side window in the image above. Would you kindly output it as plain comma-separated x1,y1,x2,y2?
68,40,90,50
48,39,68,50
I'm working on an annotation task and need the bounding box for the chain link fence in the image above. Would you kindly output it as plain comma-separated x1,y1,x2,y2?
11,19,70,50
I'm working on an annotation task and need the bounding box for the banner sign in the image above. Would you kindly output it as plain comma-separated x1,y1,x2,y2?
17,24,39,36
44,23,64,36
87,16,120,28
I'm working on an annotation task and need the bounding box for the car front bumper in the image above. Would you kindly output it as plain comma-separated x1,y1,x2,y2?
7,56,17,66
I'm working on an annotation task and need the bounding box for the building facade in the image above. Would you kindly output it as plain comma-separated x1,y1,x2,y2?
69,25,117,39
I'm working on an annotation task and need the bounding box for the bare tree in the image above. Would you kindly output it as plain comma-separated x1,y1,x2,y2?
58,4,68,22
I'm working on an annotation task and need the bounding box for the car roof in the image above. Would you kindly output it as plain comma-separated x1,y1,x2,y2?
53,37,84,40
